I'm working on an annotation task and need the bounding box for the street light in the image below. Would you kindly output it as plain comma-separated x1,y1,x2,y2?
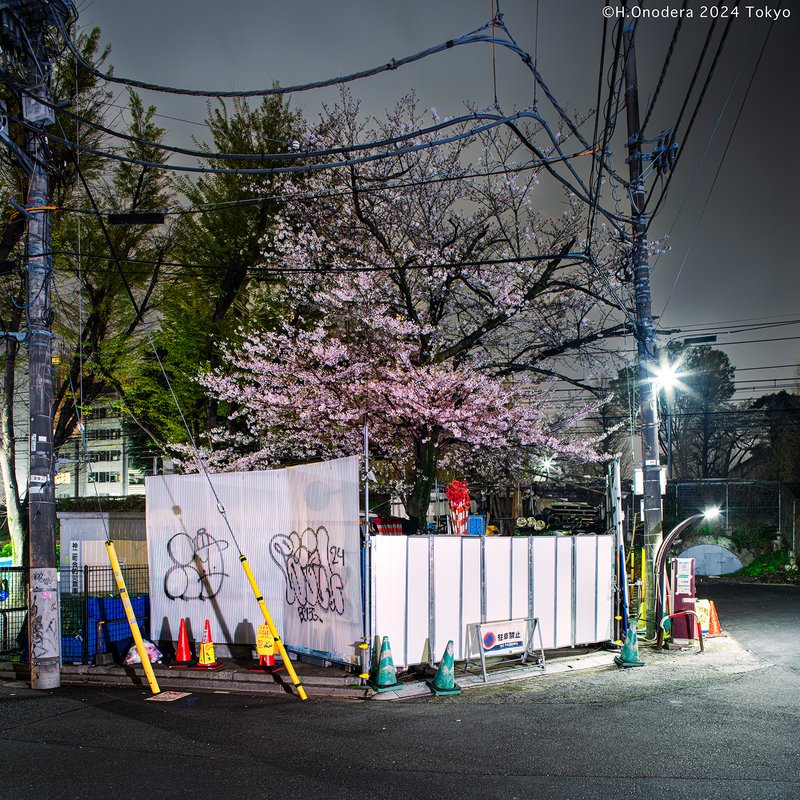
653,507,721,630
652,357,685,481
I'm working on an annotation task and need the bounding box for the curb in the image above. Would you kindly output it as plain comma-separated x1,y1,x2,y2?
0,650,616,701
371,651,616,701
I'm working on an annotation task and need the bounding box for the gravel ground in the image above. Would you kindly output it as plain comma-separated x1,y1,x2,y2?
459,634,767,706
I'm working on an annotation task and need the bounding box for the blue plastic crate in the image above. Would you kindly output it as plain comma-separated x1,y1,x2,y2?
467,515,487,536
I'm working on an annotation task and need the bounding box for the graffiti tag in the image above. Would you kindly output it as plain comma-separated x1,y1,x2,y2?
270,526,345,623
164,528,229,600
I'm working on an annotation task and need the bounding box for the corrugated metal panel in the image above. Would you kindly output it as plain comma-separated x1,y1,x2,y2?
146,457,362,664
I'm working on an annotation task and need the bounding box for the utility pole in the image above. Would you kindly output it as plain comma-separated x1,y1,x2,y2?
0,0,73,689
623,23,663,637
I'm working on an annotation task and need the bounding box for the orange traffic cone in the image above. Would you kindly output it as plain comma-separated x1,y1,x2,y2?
170,619,193,669
707,601,723,637
191,619,223,671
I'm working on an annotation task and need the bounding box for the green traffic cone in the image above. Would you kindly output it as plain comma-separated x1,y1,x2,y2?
614,623,645,668
370,636,401,692
427,640,462,696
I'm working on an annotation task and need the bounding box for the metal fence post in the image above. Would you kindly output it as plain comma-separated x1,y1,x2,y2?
83,564,89,665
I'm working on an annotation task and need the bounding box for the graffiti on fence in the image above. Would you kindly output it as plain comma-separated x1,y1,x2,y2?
164,528,229,601
269,526,345,624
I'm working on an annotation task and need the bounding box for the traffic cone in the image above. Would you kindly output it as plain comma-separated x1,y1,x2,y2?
427,640,461,696
614,623,645,668
369,636,400,692
707,601,723,637
169,618,193,669
191,619,223,671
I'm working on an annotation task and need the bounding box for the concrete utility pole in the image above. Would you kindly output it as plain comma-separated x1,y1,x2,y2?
622,24,663,637
0,0,72,689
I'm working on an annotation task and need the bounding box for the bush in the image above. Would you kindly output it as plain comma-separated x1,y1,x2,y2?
729,524,775,554
734,549,790,577
57,496,145,513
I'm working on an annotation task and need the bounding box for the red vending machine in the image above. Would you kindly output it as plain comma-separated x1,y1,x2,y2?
669,557,698,645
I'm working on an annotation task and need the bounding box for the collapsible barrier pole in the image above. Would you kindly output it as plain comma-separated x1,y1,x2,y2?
658,610,704,653
238,555,308,701
104,541,160,695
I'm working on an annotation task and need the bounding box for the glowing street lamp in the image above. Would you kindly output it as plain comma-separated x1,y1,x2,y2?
653,507,723,627
652,356,686,481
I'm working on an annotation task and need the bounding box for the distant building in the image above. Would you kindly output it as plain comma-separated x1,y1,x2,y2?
55,403,171,499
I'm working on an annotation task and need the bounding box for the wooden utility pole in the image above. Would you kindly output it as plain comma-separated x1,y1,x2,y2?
623,23,663,637
0,0,73,689
26,72,59,689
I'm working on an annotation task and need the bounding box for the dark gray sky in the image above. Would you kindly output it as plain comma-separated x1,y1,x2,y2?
79,1,799,398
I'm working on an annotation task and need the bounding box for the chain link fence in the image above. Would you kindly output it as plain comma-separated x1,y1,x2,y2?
60,565,150,664
0,565,150,664
0,568,28,658
664,480,797,552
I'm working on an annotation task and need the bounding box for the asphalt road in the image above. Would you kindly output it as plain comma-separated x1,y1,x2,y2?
0,582,798,800
699,581,800,669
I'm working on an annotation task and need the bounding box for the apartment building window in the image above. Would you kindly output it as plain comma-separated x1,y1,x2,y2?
85,428,121,442
88,471,120,484
88,450,122,463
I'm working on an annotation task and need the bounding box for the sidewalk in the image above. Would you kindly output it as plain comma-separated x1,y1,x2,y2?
0,647,618,701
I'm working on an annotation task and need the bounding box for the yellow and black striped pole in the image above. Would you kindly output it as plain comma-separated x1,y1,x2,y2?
105,540,161,695
239,555,308,701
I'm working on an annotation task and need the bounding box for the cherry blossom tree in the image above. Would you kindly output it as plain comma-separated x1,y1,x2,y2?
191,94,626,529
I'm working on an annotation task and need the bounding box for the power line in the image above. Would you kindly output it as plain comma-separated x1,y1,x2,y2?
57,14,500,98
656,14,779,317
640,0,689,134
48,247,593,276
643,6,739,224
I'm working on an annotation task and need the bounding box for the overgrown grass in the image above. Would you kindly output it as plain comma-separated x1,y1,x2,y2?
734,549,791,577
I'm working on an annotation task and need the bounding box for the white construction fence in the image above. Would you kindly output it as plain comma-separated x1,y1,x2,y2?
144,457,616,669
369,534,615,668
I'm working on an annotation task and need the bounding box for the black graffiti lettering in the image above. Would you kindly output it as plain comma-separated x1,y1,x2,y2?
297,605,323,624
270,526,346,620
164,528,229,600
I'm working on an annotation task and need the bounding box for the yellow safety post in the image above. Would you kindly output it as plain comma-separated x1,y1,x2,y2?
639,546,647,629
238,555,308,700
105,540,161,696
358,640,370,680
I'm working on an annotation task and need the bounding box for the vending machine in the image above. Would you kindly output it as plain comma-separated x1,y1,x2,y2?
669,557,698,645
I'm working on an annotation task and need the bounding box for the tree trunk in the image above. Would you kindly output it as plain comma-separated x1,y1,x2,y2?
1,337,25,564
404,438,439,534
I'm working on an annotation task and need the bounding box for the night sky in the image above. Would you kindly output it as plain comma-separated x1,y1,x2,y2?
78,1,799,400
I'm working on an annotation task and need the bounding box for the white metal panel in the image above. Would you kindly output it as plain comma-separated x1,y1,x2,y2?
532,537,556,649
510,538,530,620
146,457,362,664
574,536,598,644
432,537,463,663
404,536,431,667
596,536,615,641
459,538,482,660
370,533,616,667
372,536,408,664
555,537,574,648
484,536,512,622
372,536,412,664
